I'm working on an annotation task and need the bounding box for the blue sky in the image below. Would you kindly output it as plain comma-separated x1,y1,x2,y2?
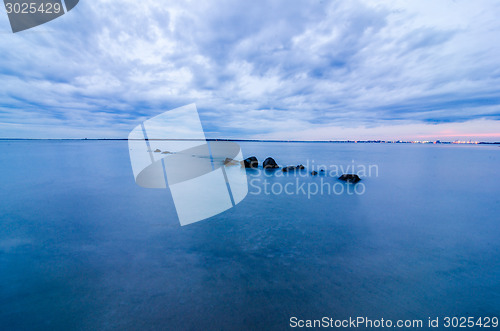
1,0,499,141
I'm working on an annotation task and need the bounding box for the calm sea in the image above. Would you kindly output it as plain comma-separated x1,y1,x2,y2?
1,140,499,330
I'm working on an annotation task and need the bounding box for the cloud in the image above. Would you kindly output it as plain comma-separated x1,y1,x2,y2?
0,0,499,139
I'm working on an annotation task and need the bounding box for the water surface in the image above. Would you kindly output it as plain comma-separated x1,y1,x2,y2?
1,140,499,330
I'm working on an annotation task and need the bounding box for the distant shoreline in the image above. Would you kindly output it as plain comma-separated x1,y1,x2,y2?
0,138,498,144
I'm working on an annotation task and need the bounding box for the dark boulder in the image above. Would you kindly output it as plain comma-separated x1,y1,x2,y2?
338,174,361,183
242,156,258,168
263,157,279,169
224,158,239,166
311,171,318,176
154,149,161,153
282,165,305,172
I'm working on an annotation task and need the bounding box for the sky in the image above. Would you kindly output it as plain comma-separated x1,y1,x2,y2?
1,0,500,141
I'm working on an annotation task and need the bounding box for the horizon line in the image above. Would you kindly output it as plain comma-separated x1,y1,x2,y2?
0,138,499,144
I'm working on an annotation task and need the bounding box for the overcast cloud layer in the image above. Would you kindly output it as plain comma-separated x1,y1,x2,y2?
1,0,499,140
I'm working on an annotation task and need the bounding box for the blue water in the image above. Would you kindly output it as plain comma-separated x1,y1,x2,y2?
1,140,499,330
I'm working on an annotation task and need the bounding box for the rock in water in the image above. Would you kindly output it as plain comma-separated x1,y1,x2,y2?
338,174,361,183
224,158,239,166
311,171,318,176
154,149,161,153
282,165,305,172
263,157,279,169
242,156,258,168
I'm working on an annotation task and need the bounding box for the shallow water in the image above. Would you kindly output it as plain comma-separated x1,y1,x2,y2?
1,140,499,330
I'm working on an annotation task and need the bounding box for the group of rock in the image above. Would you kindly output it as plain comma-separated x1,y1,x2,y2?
150,149,361,183
240,156,361,183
